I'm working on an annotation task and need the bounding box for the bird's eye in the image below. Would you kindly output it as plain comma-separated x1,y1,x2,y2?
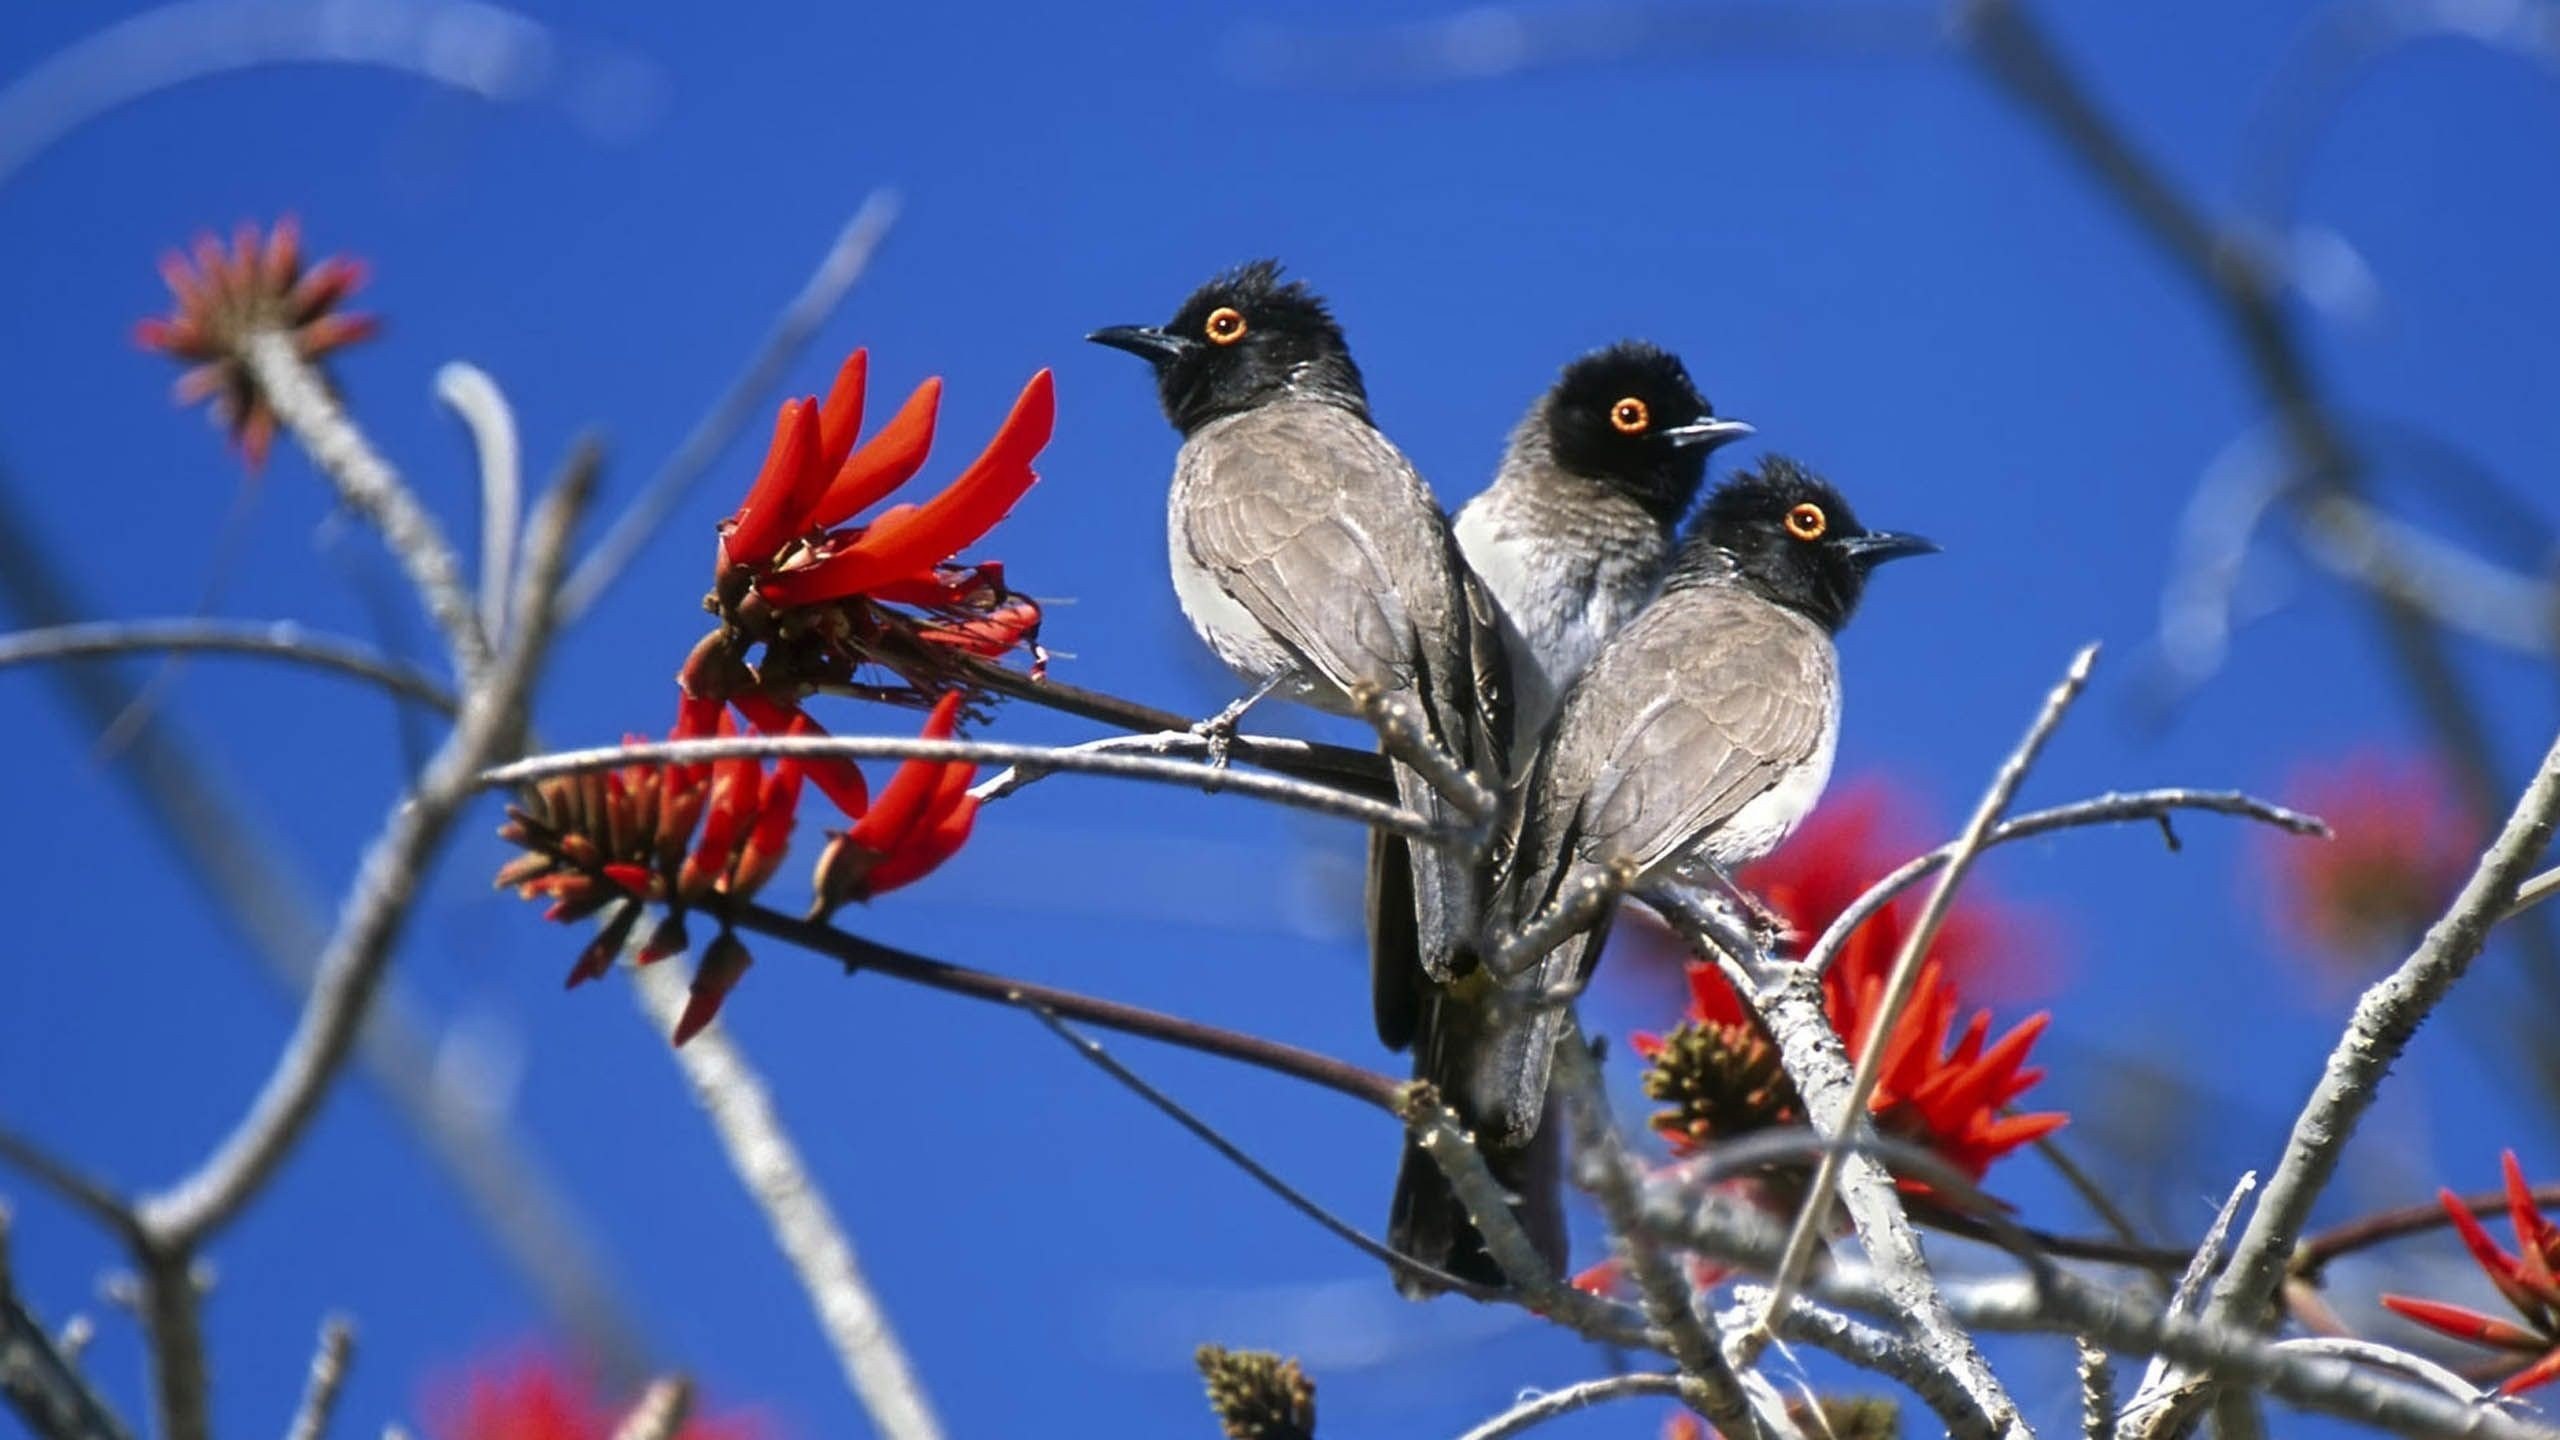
1205,307,1247,345
1610,397,1650,434
1785,503,1828,542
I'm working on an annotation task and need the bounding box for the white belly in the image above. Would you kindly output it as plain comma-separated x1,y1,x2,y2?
1456,498,1655,758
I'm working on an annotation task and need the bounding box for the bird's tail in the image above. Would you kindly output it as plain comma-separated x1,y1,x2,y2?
1387,984,1568,1297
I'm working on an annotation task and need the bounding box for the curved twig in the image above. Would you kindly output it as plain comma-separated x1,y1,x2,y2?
1803,788,2327,977
483,734,1438,840
0,620,458,715
1454,1373,1687,1440
2295,1180,2560,1279
435,362,522,643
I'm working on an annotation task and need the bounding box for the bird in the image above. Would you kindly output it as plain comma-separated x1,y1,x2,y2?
1381,342,1748,1293
1389,456,1936,1291
1087,260,1506,992
1455,340,1752,768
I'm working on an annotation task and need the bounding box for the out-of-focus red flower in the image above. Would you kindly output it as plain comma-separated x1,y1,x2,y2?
809,690,980,919
427,1349,760,1440
689,349,1055,709
135,217,378,467
497,692,984,1042
2262,751,2478,972
2382,1151,2560,1395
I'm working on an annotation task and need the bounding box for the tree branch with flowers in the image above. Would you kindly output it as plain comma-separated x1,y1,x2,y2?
6,5,2560,1438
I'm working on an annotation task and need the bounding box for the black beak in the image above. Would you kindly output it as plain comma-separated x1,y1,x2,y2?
1086,325,1194,365
1659,416,1755,452
1836,531,1940,567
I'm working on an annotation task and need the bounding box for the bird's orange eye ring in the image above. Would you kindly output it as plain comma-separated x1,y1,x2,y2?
1610,397,1650,434
1205,307,1247,345
1785,503,1828,542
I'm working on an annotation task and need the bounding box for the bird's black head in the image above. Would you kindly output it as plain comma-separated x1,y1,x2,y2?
1674,455,1937,632
1088,260,1368,434
1541,340,1751,530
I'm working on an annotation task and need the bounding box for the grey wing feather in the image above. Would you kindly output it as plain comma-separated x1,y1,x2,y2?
1179,407,1447,697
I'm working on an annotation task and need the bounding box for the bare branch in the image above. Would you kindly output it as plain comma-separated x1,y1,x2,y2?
280,1316,353,1440
952,655,1393,796
1759,643,2097,1393
2203,726,2560,1322
970,728,1390,806
562,190,901,621
1641,1177,2560,1440
0,1208,136,1440
244,331,491,681
2120,1173,2257,1429
1723,1284,1991,1438
483,733,1439,840
434,362,522,643
0,620,458,716
2080,1340,2118,1440
0,1128,139,1244
628,964,944,1440
138,443,593,1248
723,900,1404,1110
0,464,650,1381
1020,1005,1492,1298
1454,1372,1686,1440
1549,1021,1771,1438
607,1377,694,1440
2294,1179,2560,1280
1803,789,2326,978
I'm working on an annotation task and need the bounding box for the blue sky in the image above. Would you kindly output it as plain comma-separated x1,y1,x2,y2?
3,2,2557,1436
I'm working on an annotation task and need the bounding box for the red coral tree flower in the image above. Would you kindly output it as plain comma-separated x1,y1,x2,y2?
1631,782,2064,1196
809,690,981,919
691,350,1057,709
427,1349,759,1440
2382,1151,2560,1394
135,216,378,467
2261,750,2479,973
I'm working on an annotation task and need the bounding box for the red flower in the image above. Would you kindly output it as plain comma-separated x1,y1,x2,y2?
690,349,1056,707
2262,751,2478,970
2382,1151,2560,1394
427,1349,760,1440
809,690,980,919
135,217,378,467
1629,783,2064,1191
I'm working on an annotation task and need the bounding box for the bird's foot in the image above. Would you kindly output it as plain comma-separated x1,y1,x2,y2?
1191,673,1287,772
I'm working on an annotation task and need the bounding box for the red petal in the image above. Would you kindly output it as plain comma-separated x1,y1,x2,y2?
2381,1295,2550,1352
810,376,943,528
2502,1347,2560,1395
767,370,1052,606
673,933,753,1045
2504,1151,2560,1295
864,791,978,896
260,216,301,294
845,692,965,851
817,349,869,474
731,695,870,820
724,398,823,569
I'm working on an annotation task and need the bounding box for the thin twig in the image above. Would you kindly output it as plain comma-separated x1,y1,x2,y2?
280,1316,353,1440
2294,1180,2560,1280
0,1128,140,1243
1721,1284,1988,1436
1549,1020,1770,1437
435,362,521,643
1019,1006,1493,1298
2268,1338,2489,1407
970,728,1389,805
137,445,590,1249
1802,789,2326,978
483,733,1439,840
725,899,1403,1110
607,1377,694,1440
628,964,944,1440
562,190,900,621
1453,1372,1686,1440
2512,866,2560,921
0,620,458,715
244,331,490,680
1392,1085,1654,1347
952,654,1393,795
0,1208,136,1440
2080,1340,2118,1440
2122,1174,2258,1427
1759,644,2098,1383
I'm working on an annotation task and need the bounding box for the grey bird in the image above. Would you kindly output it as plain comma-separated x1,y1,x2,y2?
1455,340,1752,768
1088,261,1505,997
1390,457,1936,1290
